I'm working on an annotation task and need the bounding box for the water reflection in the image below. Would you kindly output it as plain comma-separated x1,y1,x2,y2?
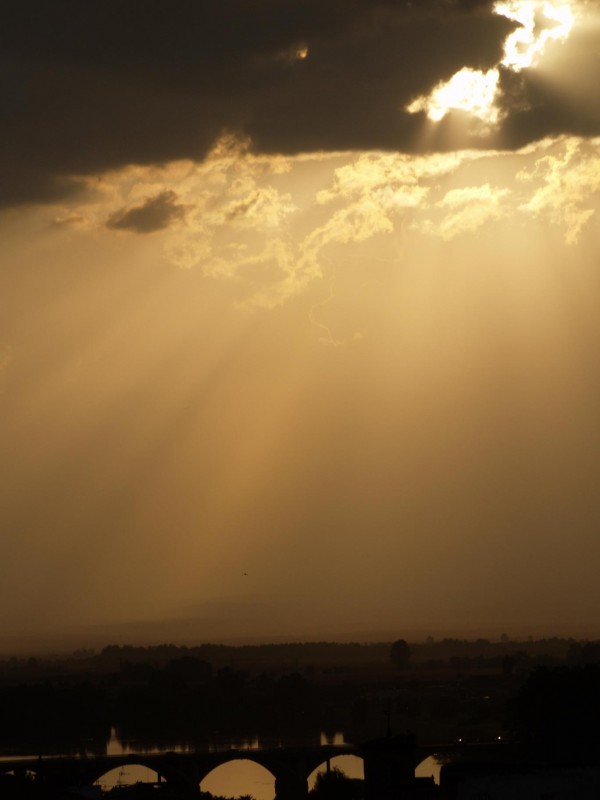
208,737,260,753
106,727,196,756
319,732,345,746
0,729,348,762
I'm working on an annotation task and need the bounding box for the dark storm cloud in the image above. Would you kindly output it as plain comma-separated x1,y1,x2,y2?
107,190,187,233
0,0,595,208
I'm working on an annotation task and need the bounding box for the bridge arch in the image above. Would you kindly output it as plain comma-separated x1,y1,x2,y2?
88,756,168,786
414,755,442,785
85,756,192,789
93,762,161,790
307,754,365,790
200,757,276,800
300,747,361,779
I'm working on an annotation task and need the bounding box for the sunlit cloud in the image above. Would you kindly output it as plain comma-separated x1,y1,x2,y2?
407,67,501,125
219,186,297,229
407,0,576,125
316,152,462,205
498,0,574,70
518,136,600,243
434,184,511,240
43,133,600,315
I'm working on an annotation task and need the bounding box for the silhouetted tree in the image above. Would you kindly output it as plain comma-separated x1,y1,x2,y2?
390,640,411,670
509,664,600,754
501,656,516,676
310,768,363,800
567,641,600,666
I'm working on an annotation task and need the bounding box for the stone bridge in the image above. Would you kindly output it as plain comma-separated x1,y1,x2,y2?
0,735,436,799
0,737,514,799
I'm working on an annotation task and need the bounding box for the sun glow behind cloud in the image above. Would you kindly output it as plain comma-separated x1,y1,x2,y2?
407,0,575,124
498,0,575,70
407,67,501,125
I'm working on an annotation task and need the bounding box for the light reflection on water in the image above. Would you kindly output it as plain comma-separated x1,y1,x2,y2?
98,729,349,758
106,729,266,757
106,727,196,756
319,731,345,746
0,729,348,761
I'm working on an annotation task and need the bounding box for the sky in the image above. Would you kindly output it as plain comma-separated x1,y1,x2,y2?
2,0,600,651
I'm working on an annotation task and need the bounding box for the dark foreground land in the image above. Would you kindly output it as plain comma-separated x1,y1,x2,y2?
1,636,600,798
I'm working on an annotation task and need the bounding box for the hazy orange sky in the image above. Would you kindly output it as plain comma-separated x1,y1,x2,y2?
2,0,600,651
